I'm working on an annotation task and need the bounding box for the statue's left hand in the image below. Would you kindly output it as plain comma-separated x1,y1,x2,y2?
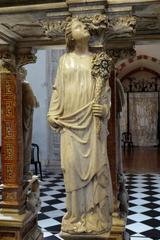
92,103,108,118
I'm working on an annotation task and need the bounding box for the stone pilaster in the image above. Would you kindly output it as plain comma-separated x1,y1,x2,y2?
0,46,24,210
107,47,136,240
0,46,43,239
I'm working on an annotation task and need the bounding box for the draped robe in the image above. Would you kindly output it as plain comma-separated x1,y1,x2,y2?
48,52,113,234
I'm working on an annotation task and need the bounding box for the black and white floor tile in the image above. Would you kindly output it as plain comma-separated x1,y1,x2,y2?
38,172,160,240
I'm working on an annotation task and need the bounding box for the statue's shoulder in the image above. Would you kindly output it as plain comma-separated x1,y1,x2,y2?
59,52,69,62
59,52,74,65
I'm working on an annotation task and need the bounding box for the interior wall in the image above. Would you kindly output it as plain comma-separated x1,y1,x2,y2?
136,44,160,59
46,48,65,171
25,50,49,167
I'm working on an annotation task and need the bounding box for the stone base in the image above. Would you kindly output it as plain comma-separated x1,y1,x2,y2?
60,231,110,240
0,208,43,240
108,213,126,240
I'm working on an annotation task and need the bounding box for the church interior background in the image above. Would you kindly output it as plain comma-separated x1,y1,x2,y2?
0,1,160,240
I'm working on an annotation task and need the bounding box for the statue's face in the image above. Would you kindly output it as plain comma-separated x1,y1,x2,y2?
71,20,90,41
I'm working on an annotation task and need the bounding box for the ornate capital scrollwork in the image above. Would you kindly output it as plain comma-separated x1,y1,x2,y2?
16,48,37,69
106,48,136,64
107,16,136,40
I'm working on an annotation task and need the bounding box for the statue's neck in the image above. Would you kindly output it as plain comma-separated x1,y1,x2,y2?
74,40,89,55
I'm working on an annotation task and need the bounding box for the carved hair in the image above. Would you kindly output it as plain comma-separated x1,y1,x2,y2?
65,19,76,52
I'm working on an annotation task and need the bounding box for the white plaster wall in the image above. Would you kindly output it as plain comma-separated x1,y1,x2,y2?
136,44,160,59
25,50,48,167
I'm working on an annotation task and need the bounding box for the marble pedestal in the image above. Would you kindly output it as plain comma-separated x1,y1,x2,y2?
0,208,43,240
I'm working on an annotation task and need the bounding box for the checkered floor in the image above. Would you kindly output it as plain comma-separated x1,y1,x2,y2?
38,172,160,240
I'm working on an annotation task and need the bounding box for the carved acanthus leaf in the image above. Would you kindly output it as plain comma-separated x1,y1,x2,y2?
107,16,136,40
16,48,37,68
40,19,67,37
78,14,108,34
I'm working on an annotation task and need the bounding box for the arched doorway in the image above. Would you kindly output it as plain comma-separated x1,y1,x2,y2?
118,55,160,172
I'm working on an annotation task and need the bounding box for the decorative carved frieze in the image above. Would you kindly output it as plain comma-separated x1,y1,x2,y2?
136,16,160,33
40,19,67,38
40,15,136,47
123,75,160,93
107,16,136,40
40,14,109,48
40,14,108,37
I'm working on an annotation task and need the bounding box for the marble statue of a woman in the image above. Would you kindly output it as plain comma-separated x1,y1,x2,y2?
48,19,113,235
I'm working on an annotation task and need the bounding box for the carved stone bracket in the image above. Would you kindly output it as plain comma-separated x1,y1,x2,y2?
16,47,37,69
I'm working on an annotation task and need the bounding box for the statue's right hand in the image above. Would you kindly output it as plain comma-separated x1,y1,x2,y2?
48,116,63,128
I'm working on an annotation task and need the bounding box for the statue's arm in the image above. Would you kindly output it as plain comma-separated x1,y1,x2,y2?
48,58,64,131
48,85,63,130
92,81,111,119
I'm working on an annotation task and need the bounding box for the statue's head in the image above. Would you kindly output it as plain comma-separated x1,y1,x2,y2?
65,18,90,52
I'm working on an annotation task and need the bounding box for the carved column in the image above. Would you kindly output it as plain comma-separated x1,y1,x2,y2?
0,47,24,210
104,15,136,240
0,46,43,240
107,47,136,240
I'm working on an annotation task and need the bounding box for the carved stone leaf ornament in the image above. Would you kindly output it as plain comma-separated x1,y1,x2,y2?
39,19,67,37
107,16,136,39
16,49,37,68
78,14,108,34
